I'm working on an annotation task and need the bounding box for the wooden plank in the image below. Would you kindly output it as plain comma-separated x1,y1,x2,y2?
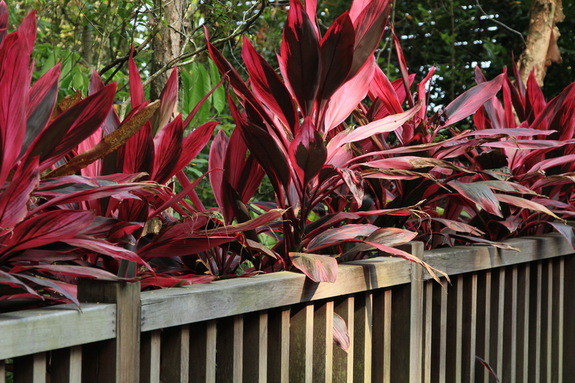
546,262,553,383
141,258,411,331
390,283,411,383
483,271,493,383
439,283,448,383
313,301,333,383
205,321,217,383
216,316,243,382
267,309,290,383
243,312,268,382
160,326,189,383
51,346,82,383
422,234,572,281
424,283,433,383
14,353,46,383
290,304,314,383
496,269,505,380
533,262,543,383
409,242,424,383
563,255,575,380
354,293,373,383
520,264,531,383
78,280,140,383
383,290,392,383
455,276,463,383
140,331,161,383
189,321,214,382
510,267,518,383
557,258,564,383
0,304,115,360
333,297,354,383
469,274,478,383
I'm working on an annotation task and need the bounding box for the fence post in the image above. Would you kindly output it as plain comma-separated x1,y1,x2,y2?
78,280,141,383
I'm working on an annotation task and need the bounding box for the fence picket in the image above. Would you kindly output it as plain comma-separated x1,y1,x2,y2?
51,346,82,383
333,296,354,383
140,331,160,383
267,308,290,383
243,312,268,382
354,293,373,383
290,304,314,383
14,353,46,383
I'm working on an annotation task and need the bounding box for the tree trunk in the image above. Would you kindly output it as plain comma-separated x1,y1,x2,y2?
150,0,186,100
517,0,564,86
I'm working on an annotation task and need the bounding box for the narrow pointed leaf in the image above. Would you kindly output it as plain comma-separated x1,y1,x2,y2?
333,312,350,351
290,252,338,283
280,0,320,116
46,100,160,177
449,181,502,217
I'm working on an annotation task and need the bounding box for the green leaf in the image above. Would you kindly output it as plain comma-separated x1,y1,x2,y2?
209,60,226,113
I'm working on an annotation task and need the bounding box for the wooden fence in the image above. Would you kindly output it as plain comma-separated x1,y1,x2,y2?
1,233,573,382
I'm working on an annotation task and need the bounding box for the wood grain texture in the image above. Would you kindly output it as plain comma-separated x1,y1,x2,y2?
14,353,46,383
160,326,190,383
423,234,572,280
243,312,268,382
313,301,334,383
78,280,141,383
290,304,314,383
333,297,354,383
140,331,161,383
51,346,82,383
0,304,115,359
216,316,243,382
141,257,411,331
267,308,290,383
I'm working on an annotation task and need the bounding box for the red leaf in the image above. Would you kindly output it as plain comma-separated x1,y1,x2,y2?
443,74,504,127
0,157,39,230
242,37,298,132
0,211,94,257
449,181,502,218
495,194,561,220
209,130,228,212
289,118,327,187
62,238,149,267
152,114,183,183
24,64,61,153
0,31,29,185
175,121,217,173
11,265,122,280
24,83,117,171
129,51,146,108
337,104,420,145
120,121,154,174
333,312,350,351
317,12,355,103
550,222,575,249
323,56,375,133
0,1,7,44
290,252,338,283
153,67,179,133
306,224,378,252
348,0,391,78
279,0,320,116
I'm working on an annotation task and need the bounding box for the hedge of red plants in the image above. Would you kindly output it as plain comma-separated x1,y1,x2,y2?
0,0,574,308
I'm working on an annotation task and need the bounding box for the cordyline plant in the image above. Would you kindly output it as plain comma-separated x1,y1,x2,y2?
0,4,283,307
0,4,153,306
207,0,448,284
466,65,575,245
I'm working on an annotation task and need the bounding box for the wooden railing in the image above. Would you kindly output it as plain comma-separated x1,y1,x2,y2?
1,233,573,382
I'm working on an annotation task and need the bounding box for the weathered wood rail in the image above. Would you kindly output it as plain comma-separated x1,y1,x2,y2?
1,233,573,382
